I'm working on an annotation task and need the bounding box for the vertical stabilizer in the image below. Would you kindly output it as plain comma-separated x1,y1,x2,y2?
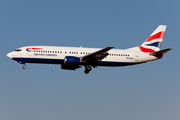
139,25,167,53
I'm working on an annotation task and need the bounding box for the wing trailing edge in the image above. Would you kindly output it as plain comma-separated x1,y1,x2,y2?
82,46,114,61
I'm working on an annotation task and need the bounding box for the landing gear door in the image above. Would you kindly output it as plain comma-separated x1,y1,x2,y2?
135,52,139,61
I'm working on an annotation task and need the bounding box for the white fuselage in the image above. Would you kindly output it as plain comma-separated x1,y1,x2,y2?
6,25,171,74
7,46,157,67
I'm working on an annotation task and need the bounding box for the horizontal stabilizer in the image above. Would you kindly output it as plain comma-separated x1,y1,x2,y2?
150,48,172,56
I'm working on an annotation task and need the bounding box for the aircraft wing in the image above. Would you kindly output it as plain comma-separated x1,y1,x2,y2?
82,46,114,61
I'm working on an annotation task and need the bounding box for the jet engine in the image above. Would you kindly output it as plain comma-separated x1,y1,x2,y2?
64,56,81,65
61,64,80,70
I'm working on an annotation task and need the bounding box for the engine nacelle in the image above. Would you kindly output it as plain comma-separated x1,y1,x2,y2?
64,56,81,65
61,64,80,70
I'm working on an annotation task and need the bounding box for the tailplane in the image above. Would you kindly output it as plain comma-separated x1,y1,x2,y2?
149,48,172,59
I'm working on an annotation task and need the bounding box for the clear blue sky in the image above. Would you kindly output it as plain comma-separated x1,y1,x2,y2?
1,0,180,120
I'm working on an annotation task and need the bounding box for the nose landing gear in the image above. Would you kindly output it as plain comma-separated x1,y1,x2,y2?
22,65,26,69
84,65,92,74
17,61,26,69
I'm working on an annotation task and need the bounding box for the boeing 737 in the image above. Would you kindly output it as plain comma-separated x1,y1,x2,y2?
7,25,172,74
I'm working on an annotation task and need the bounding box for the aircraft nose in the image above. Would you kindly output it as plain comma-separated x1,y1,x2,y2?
7,52,12,59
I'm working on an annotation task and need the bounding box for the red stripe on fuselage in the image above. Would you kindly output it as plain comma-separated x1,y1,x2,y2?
26,48,43,50
145,31,165,42
139,46,155,53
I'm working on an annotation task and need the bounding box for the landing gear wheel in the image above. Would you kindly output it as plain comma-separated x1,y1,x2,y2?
84,66,92,74
84,69,90,74
22,65,26,69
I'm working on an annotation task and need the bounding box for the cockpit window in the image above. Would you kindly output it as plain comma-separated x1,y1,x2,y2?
14,49,22,52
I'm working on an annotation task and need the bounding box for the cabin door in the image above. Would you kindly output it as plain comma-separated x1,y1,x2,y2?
135,52,139,61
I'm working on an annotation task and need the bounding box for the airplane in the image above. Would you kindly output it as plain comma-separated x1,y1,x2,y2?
7,25,172,74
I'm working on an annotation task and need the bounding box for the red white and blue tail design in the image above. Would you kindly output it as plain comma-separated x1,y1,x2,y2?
139,25,166,53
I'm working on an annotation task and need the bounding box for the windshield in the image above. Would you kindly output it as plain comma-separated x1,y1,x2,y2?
14,49,22,52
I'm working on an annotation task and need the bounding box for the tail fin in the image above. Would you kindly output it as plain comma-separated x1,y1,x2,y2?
139,25,167,53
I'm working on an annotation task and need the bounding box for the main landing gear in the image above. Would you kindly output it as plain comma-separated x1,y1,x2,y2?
84,65,92,74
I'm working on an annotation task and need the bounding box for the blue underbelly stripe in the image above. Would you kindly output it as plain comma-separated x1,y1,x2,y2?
12,57,138,66
98,61,138,66
13,58,64,64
